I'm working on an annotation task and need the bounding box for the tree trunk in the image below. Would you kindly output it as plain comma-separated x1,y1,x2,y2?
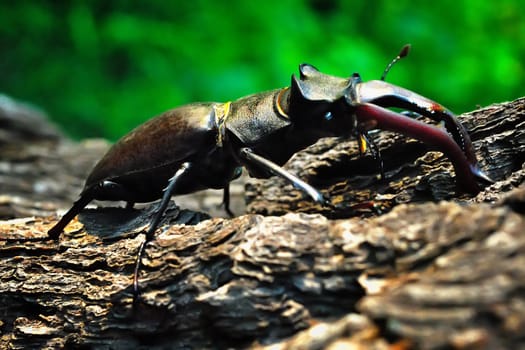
1,95,524,349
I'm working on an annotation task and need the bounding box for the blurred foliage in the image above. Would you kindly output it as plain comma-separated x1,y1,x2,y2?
1,1,523,140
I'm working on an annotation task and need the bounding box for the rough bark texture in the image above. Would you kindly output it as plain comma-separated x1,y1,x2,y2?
0,94,524,349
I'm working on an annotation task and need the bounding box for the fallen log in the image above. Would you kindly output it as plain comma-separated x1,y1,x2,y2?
0,95,524,349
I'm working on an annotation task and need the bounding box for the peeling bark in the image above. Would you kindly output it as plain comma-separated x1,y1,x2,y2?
0,95,524,349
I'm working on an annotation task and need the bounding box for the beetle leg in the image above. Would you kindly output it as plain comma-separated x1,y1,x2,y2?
357,131,385,180
133,162,191,298
239,147,330,206
48,180,139,239
222,185,235,218
126,202,135,210
47,192,95,240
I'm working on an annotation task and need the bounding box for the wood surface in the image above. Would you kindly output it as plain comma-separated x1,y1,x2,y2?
1,95,524,349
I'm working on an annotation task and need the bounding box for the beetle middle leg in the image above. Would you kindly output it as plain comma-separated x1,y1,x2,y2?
133,162,192,298
221,185,235,218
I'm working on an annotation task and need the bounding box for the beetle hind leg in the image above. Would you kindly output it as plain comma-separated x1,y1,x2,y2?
47,191,96,240
48,180,135,240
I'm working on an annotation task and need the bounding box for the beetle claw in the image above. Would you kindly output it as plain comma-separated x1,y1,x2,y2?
471,165,494,184
320,195,334,208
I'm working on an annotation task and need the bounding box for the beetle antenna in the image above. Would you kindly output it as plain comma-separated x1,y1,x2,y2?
381,44,411,81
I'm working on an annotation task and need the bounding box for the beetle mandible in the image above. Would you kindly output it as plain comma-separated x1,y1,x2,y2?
47,45,492,295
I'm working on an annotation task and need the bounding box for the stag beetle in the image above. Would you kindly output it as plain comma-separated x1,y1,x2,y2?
48,45,491,296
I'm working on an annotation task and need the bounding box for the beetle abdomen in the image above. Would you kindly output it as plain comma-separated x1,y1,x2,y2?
84,103,221,199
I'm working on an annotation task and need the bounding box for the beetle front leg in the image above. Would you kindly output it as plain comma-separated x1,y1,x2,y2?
239,147,330,206
357,131,385,180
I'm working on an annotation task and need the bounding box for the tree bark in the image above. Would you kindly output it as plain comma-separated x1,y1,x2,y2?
0,95,524,349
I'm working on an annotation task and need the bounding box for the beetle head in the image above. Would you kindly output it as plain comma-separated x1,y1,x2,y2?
288,64,356,133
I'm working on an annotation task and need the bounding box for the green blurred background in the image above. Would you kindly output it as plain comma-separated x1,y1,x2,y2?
1,1,523,140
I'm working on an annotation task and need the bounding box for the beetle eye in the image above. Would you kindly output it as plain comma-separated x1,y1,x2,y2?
324,111,333,121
